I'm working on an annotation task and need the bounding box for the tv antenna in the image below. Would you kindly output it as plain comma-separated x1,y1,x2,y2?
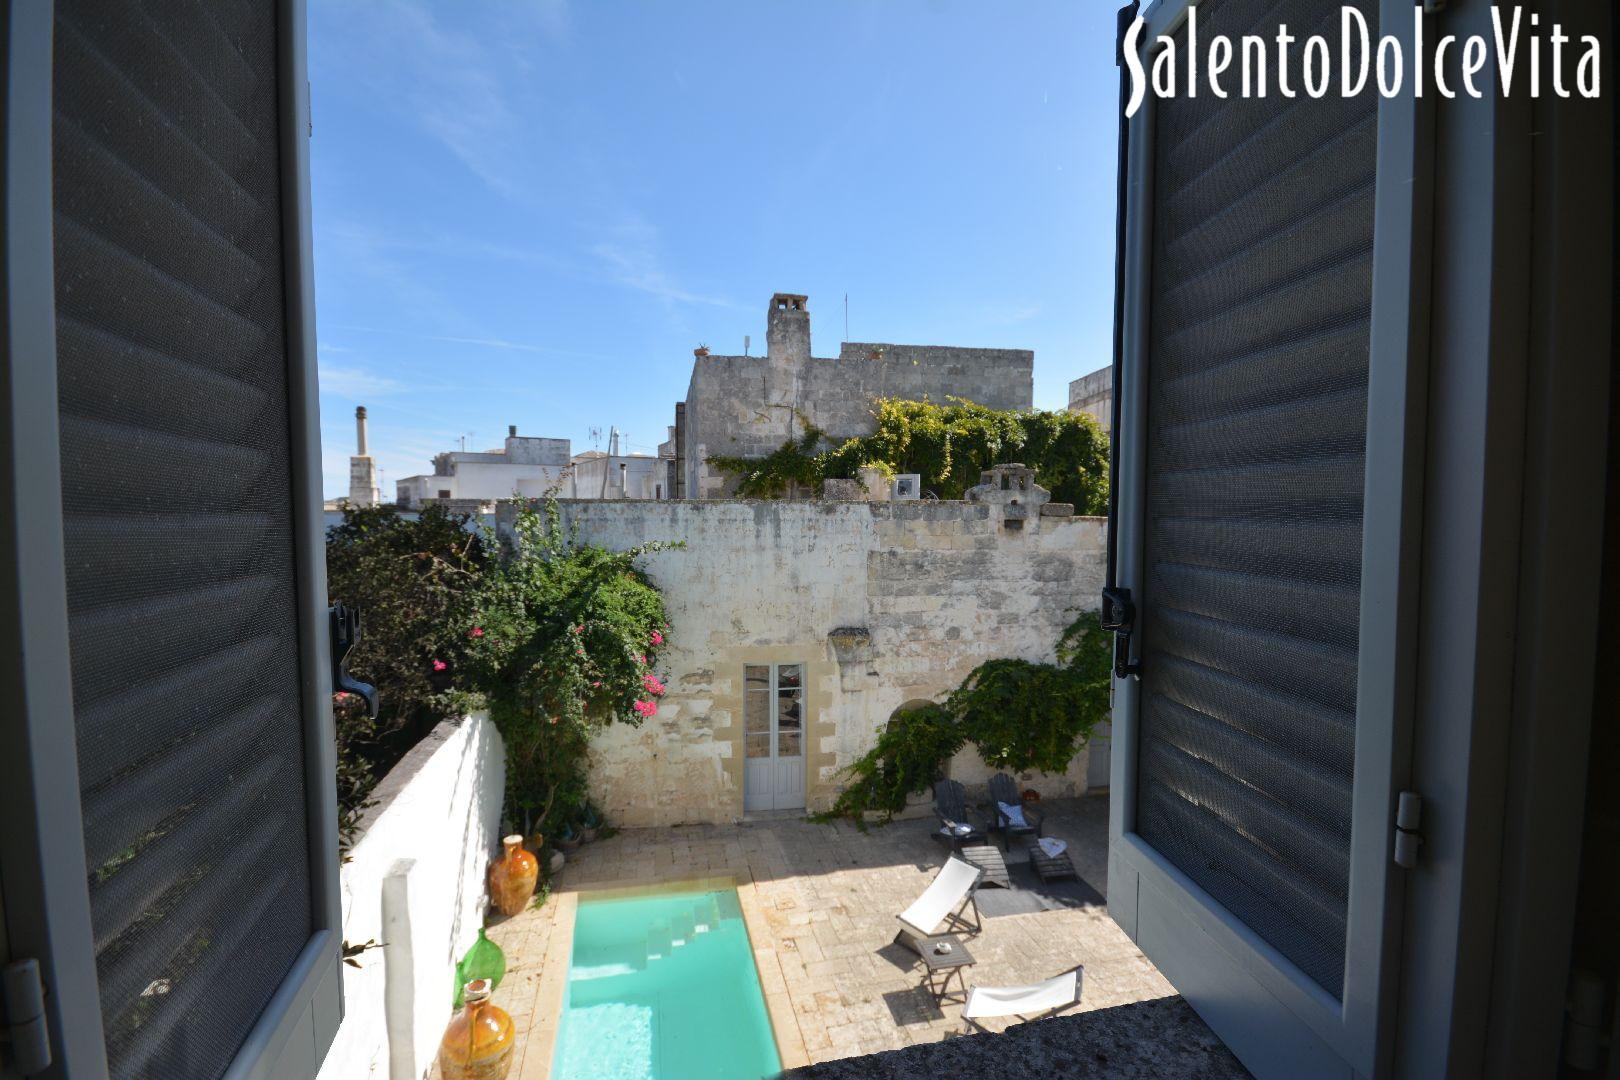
744,334,751,356
588,426,603,451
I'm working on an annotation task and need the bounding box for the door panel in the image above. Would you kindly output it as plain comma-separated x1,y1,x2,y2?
742,664,805,812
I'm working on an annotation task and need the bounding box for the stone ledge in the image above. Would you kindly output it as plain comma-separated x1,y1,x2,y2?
782,996,1248,1080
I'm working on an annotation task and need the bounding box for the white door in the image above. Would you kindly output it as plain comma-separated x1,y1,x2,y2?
743,664,805,812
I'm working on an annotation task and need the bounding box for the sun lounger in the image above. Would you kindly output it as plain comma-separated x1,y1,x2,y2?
962,965,1084,1032
895,856,983,954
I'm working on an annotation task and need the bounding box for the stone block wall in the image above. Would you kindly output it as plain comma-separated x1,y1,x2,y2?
497,498,1106,827
677,295,1035,498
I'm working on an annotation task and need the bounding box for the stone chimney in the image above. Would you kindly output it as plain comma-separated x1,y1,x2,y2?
509,424,518,437
349,405,380,507
766,293,810,364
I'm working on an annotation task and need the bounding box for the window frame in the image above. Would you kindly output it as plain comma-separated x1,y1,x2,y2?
1106,0,1434,1074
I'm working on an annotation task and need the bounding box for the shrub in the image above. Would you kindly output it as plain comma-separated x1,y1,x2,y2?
707,397,1110,512
456,499,678,840
326,504,491,840
816,704,964,828
815,611,1112,826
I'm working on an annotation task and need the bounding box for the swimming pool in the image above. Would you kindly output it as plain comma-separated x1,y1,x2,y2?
551,887,783,1079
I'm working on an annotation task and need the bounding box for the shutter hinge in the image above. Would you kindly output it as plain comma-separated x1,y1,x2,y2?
1393,791,1424,869
1,959,52,1075
1100,587,1142,679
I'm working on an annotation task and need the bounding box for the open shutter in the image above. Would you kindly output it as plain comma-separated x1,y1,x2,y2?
1107,0,1429,1075
1,2,340,1077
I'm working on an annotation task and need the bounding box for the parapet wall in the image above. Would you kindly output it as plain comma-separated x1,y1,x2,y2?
499,498,1105,826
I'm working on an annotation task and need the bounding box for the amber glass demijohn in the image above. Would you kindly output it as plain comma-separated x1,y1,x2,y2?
488,834,538,916
438,978,515,1079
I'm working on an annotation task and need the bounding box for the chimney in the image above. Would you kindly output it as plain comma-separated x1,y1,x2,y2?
766,293,811,363
509,424,518,437
355,405,369,456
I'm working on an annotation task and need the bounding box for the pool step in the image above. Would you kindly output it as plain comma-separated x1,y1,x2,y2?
644,900,729,963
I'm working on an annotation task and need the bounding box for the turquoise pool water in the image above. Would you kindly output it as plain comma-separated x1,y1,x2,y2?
552,888,782,1080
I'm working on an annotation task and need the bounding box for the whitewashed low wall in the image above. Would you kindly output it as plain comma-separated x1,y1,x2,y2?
318,713,505,1080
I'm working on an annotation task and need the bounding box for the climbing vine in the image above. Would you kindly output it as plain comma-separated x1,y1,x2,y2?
705,397,1109,511
815,612,1113,827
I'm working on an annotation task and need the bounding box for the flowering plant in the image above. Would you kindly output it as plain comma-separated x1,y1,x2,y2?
457,498,678,836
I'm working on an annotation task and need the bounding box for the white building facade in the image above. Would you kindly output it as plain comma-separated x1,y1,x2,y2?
395,426,570,509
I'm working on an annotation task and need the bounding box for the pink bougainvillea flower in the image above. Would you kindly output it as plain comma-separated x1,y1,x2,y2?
632,699,657,718
334,691,352,703
572,624,583,634
643,674,665,696
650,631,663,646
432,659,447,672
468,626,485,638
637,654,647,665
591,681,601,688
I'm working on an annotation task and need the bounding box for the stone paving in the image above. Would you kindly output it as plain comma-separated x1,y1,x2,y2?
480,796,1241,1077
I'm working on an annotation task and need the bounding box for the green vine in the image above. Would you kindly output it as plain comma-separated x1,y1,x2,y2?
706,397,1109,511
814,612,1112,827
706,420,830,498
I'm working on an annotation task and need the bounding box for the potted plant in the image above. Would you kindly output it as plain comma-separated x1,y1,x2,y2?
580,803,602,843
557,822,582,853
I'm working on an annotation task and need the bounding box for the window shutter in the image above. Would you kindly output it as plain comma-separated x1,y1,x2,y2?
1107,0,1426,1075
1,2,340,1077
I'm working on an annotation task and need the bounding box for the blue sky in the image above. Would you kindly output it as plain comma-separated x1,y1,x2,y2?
310,1,1123,498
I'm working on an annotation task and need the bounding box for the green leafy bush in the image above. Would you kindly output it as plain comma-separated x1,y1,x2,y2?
707,397,1109,512
456,499,678,840
326,504,491,841
815,611,1112,826
816,703,963,828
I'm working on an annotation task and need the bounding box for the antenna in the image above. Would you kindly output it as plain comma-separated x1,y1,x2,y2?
588,425,602,451
844,293,849,342
744,334,751,356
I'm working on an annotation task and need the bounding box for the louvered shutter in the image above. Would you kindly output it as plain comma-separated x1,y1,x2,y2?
1107,0,1427,1075
0,2,340,1077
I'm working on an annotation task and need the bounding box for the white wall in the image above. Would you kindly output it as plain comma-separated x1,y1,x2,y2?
318,714,505,1080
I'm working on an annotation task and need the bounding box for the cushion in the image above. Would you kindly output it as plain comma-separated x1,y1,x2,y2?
998,801,1028,828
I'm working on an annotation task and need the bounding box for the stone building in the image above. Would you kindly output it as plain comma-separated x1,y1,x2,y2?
499,466,1106,827
1068,366,1112,432
672,293,1035,499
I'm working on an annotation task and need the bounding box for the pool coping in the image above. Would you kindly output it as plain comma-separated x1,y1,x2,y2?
529,871,811,1075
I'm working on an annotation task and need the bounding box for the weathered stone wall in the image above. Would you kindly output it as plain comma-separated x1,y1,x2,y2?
1068,366,1113,433
680,295,1035,498
497,497,1106,827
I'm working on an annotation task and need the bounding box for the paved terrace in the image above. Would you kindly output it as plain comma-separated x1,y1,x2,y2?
480,797,1246,1078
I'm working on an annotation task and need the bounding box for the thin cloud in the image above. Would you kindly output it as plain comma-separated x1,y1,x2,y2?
590,215,736,308
318,364,407,397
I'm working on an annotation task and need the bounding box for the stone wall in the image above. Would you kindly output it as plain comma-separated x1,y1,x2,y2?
498,494,1106,827
1068,366,1113,433
679,294,1035,498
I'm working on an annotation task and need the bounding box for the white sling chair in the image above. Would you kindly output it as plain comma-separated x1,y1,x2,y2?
895,855,984,954
962,965,1084,1032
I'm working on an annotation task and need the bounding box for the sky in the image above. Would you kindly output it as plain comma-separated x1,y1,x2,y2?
310,1,1124,499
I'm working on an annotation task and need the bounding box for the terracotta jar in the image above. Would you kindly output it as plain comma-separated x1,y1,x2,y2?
438,978,515,1080
488,834,538,916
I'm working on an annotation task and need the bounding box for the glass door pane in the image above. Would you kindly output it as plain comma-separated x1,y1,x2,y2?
744,665,771,759
776,664,803,758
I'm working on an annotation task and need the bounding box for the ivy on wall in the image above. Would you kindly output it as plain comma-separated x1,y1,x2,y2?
815,612,1113,827
706,397,1110,512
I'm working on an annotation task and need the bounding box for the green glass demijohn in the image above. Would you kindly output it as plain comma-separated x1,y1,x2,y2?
452,928,506,1009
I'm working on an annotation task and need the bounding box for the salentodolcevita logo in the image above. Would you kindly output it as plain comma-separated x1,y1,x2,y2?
1123,5,1603,117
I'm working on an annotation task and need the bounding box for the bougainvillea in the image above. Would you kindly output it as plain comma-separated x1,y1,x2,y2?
456,498,679,838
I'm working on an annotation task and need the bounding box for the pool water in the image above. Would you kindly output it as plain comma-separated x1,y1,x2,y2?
552,888,782,1080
